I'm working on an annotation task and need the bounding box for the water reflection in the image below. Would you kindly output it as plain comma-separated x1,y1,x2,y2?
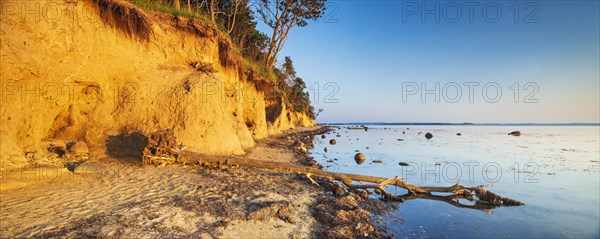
310,125,600,238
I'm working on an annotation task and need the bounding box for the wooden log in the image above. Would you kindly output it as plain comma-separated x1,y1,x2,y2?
180,151,523,206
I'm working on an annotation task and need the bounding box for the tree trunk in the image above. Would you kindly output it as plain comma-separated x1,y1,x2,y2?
265,29,279,70
174,0,181,10
179,151,524,207
210,0,216,23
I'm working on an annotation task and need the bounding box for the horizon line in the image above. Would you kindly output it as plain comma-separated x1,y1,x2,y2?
318,122,600,126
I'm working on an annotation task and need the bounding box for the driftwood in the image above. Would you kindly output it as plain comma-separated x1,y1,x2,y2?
180,151,524,208
142,130,183,166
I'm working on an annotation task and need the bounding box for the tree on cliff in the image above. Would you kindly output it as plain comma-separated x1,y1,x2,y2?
203,0,248,34
255,0,327,69
274,56,313,117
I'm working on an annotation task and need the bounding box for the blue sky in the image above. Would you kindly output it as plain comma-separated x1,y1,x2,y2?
256,1,599,123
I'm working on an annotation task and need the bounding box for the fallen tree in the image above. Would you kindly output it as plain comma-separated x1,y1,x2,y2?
179,151,524,209
142,129,523,209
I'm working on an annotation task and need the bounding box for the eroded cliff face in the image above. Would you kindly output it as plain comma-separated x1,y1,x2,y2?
0,0,313,171
265,97,315,135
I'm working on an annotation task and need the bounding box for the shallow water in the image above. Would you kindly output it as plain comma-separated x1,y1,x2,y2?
309,125,600,238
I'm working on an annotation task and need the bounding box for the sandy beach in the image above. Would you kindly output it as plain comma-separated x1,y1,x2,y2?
0,126,389,238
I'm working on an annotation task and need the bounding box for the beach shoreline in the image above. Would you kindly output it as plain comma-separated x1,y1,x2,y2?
0,126,391,238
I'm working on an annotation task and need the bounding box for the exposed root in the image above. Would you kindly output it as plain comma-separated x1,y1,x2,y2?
180,150,523,209
474,187,524,206
92,0,153,41
303,173,320,186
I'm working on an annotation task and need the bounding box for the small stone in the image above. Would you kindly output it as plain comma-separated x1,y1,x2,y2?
293,140,304,148
456,133,462,136
326,159,334,163
354,153,366,165
321,135,326,139
425,132,433,139
372,159,383,163
509,131,521,136
324,147,329,153
329,139,337,145
398,162,409,166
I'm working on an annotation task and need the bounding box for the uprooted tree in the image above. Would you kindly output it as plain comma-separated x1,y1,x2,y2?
142,130,523,210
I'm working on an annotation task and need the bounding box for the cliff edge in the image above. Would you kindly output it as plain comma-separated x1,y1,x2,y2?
0,0,314,171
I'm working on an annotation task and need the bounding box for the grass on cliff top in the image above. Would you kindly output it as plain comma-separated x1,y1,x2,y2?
130,0,212,23
130,0,277,84
243,59,277,84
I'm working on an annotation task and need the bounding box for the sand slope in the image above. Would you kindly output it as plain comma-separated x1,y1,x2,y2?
0,0,314,171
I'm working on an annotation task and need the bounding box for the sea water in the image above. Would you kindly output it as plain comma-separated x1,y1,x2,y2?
309,125,600,238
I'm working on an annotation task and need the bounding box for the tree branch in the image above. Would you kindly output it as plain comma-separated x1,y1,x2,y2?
179,151,524,207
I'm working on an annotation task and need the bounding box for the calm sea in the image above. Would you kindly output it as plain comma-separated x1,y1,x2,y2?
309,125,600,238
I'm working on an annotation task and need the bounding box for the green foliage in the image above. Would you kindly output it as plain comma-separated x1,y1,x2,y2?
273,56,315,119
130,0,212,23
255,0,327,69
129,0,319,119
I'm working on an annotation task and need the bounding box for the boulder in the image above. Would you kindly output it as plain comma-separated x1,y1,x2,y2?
354,153,365,165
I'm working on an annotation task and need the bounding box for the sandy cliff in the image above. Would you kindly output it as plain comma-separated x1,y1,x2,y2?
0,0,314,171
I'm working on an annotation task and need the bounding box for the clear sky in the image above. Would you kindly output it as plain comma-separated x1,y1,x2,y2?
256,1,600,123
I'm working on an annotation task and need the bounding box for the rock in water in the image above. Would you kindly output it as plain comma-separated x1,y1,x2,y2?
425,132,433,139
354,153,365,165
372,159,383,163
321,135,326,139
456,133,462,136
329,139,337,145
324,147,329,153
509,131,521,136
398,162,409,166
